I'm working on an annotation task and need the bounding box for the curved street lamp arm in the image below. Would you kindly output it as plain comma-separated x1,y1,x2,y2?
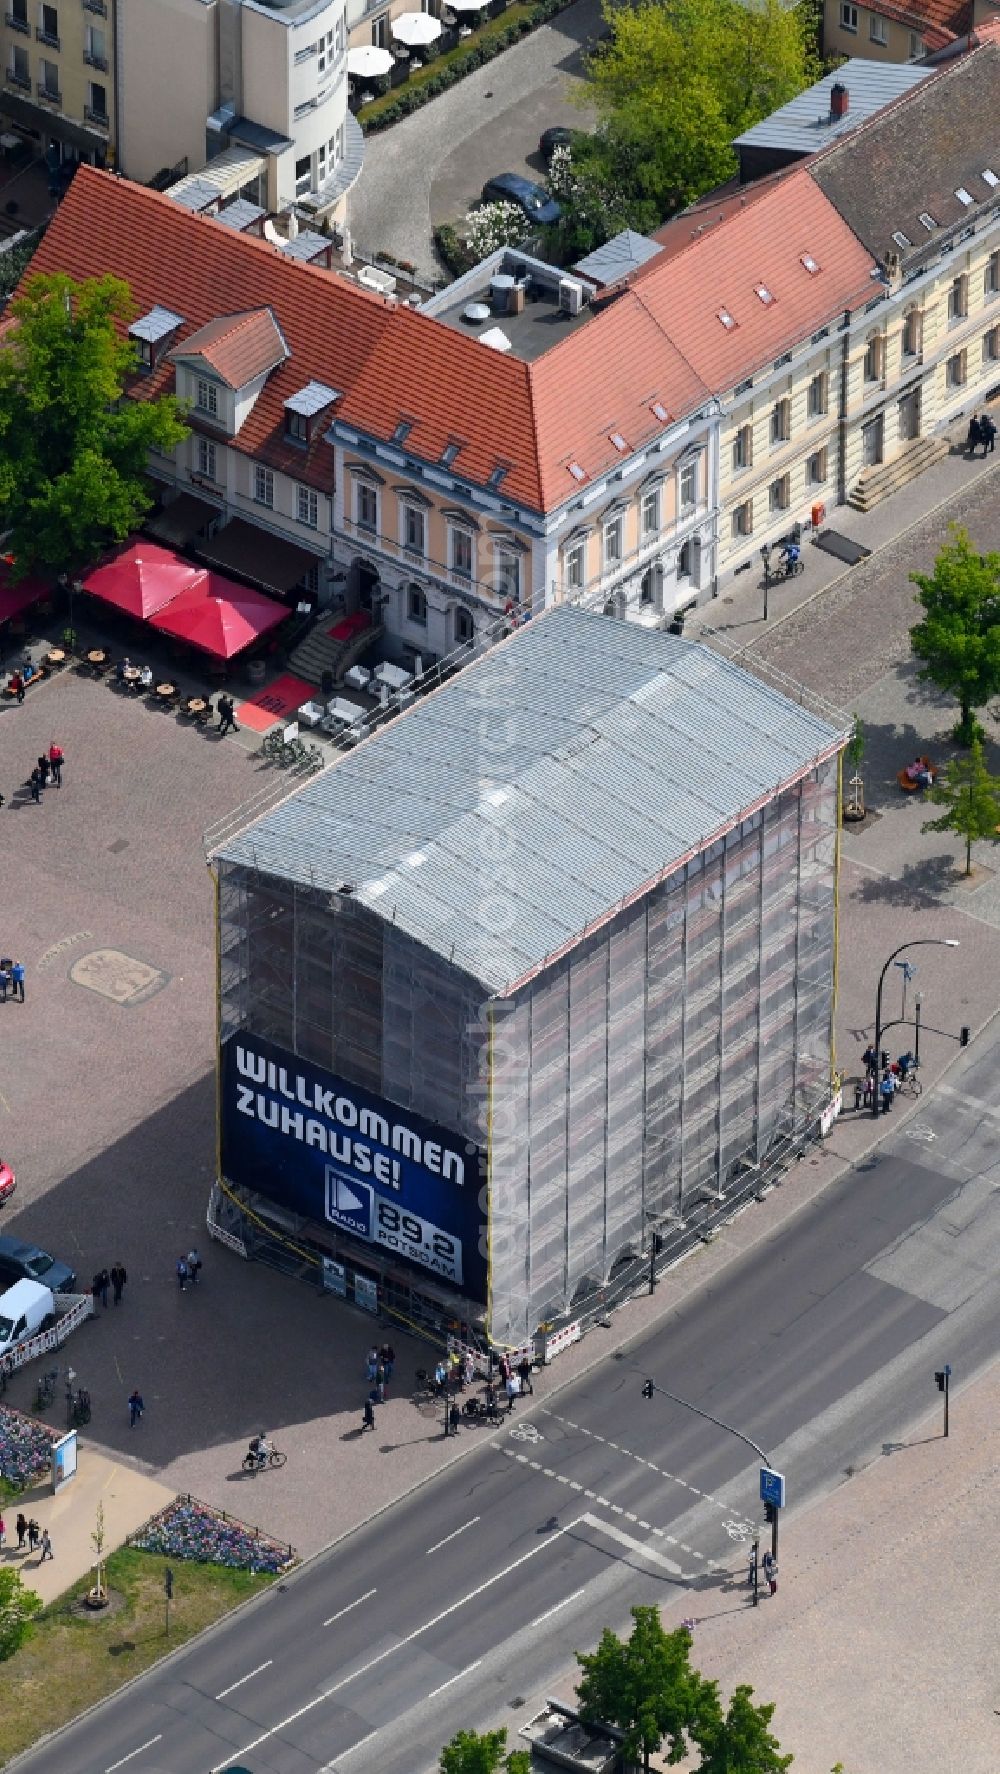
643,1377,769,1465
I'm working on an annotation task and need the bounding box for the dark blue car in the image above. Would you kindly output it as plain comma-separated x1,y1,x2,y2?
481,173,562,226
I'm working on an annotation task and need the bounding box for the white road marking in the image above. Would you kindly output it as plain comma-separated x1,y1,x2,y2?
106,1739,162,1773
496,1448,712,1565
324,1588,376,1627
542,1408,733,1513
215,1659,273,1699
532,1586,587,1627
320,1728,379,1768
426,1517,480,1556
427,1658,483,1699
215,1519,585,1771
581,1512,684,1576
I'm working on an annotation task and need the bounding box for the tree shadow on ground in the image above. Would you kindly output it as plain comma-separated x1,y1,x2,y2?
849,852,962,907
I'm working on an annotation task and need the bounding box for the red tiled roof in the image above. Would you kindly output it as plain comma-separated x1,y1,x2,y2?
863,0,970,45
172,308,287,388
630,166,877,389
650,169,797,263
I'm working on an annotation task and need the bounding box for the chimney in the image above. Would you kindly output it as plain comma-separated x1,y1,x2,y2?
830,81,849,121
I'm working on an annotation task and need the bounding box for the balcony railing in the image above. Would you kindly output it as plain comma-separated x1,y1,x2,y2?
83,50,107,69
4,12,29,33
5,66,29,88
84,104,107,126
36,80,61,103
35,25,59,47
82,0,106,11
341,514,508,605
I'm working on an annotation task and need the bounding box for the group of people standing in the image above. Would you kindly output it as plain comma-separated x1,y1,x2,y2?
857,1043,916,1113
27,742,64,805
968,412,998,455
91,1264,128,1309
0,961,25,1003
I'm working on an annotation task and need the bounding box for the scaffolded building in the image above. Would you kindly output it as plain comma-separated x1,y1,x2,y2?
213,606,846,1347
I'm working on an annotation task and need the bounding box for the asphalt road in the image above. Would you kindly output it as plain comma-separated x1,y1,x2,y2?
18,1028,1000,1774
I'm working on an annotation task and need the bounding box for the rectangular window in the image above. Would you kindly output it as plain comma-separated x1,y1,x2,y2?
679,459,697,512
356,482,377,533
295,154,311,197
985,252,1000,298
869,13,887,41
603,516,623,567
769,398,790,445
253,465,273,508
948,275,968,323
197,438,217,481
196,378,218,418
808,372,828,418
908,30,922,57
450,527,473,580
864,335,882,382
38,2,57,44
39,55,58,95
87,80,107,120
565,542,585,590
407,584,427,625
640,488,659,538
731,500,753,539
902,309,921,358
984,327,1000,364
8,44,28,85
732,424,752,472
296,485,318,529
9,0,27,27
496,548,520,601
946,349,967,389
403,504,425,556
840,2,858,28
285,409,308,444
807,448,828,485
84,22,106,65
455,605,474,644
768,474,790,513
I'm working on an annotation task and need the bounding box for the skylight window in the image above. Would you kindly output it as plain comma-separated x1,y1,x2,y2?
392,418,413,443
487,463,510,489
485,788,509,807
568,461,586,481
440,441,462,466
918,212,937,231
891,231,911,249
955,187,974,206
651,401,669,422
404,850,426,869
983,168,999,188
800,254,819,274
718,308,736,330
754,284,774,305
610,432,628,452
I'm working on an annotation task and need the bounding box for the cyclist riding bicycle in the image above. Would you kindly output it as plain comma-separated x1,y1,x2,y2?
248,1432,271,1470
779,541,800,575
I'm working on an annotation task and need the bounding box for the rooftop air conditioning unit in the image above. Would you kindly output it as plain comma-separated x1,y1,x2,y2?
559,276,585,316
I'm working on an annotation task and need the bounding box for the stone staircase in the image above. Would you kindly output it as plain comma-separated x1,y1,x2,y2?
288,614,384,687
848,436,949,512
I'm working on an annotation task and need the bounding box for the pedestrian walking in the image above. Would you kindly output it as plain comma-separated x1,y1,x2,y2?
880,1069,896,1114
968,415,983,455
448,1401,461,1436
366,1346,379,1385
91,1271,103,1310
29,768,42,804
110,1261,127,1305
11,961,24,1003
380,1342,395,1381
15,1512,27,1550
48,741,64,786
517,1356,534,1396
186,1247,202,1285
36,754,50,788
375,1362,386,1404
505,1372,520,1413
216,694,238,737
362,1397,375,1432
128,1389,144,1428
27,1519,39,1552
11,672,23,704
96,1268,110,1310
0,967,8,1004
39,1529,53,1561
176,1256,189,1291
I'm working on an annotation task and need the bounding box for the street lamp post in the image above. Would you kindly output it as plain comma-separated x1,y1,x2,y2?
760,544,771,622
871,938,959,1117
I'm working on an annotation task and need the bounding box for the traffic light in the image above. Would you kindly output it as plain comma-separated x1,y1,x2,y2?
935,1370,947,1392
880,1050,889,1070
164,1566,174,1600
960,1026,971,1047
642,1379,654,1399
764,1500,776,1525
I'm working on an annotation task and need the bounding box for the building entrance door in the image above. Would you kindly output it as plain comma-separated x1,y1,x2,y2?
898,389,921,443
862,415,884,467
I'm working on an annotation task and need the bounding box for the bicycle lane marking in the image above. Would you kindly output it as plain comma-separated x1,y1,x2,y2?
213,1518,587,1772
539,1407,740,1513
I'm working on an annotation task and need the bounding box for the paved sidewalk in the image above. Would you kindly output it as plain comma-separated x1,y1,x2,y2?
2,1451,173,1607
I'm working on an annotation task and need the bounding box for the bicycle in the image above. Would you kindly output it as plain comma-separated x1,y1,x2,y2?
896,1069,922,1099
66,1386,91,1426
241,1446,287,1475
34,1368,58,1410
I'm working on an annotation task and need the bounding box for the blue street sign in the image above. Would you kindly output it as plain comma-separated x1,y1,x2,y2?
760,1467,786,1509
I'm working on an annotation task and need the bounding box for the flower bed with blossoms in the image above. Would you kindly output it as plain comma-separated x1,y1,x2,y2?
129,1495,296,1575
0,1404,59,1492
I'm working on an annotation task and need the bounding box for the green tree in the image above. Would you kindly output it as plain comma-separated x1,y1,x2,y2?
575,0,818,223
439,1726,531,1774
0,271,188,582
696,1683,793,1773
576,1608,721,1771
910,525,1000,745
0,1566,42,1661
922,737,1000,876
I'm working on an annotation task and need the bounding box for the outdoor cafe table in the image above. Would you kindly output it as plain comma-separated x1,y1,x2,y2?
123,666,141,687
45,648,66,667
87,649,108,665
155,682,177,700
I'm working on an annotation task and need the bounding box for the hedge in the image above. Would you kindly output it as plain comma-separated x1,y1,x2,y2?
358,0,574,132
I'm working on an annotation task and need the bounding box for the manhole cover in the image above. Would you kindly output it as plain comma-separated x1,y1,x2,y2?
107,838,129,854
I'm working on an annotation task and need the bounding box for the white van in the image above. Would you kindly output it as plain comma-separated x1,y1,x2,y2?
0,1279,54,1356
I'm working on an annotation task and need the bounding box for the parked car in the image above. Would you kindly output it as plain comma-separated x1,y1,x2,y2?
539,126,573,165
0,1234,76,1294
481,173,562,226
0,1160,14,1204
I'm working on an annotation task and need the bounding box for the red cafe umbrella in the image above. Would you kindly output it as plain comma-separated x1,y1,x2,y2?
82,542,206,620
0,567,48,625
149,571,287,659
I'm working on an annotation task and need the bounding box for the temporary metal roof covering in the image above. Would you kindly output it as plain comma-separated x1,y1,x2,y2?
215,198,266,233
214,606,846,995
733,59,930,156
573,229,663,287
129,305,185,344
284,380,340,417
167,145,266,210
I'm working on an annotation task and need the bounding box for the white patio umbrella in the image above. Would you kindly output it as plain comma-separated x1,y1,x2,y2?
391,10,443,44
347,45,395,78
448,0,490,12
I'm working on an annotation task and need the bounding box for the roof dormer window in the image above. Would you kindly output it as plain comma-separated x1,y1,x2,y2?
283,380,339,446
128,306,184,373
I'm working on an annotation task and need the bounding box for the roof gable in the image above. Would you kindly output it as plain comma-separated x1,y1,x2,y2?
171,308,288,388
